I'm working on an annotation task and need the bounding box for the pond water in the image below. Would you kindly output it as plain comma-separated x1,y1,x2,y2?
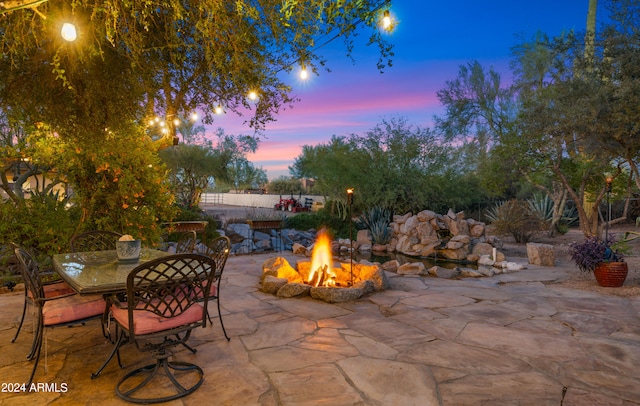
334,251,478,270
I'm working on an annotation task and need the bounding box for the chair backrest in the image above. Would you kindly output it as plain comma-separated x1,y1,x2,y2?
70,230,122,252
13,246,45,303
200,236,231,278
125,253,216,339
174,230,197,253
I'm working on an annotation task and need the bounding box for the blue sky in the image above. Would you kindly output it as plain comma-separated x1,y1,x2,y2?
209,0,595,179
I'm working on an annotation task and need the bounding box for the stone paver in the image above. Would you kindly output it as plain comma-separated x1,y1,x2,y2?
1,253,639,405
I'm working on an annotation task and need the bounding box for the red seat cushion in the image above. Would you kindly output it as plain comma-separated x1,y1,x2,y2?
193,280,217,299
43,282,76,297
27,281,75,300
111,303,204,336
42,294,106,326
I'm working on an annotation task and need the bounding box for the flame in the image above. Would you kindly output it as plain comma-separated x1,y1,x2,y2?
308,228,336,287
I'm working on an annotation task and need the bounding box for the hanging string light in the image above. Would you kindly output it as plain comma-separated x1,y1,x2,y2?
382,10,392,30
61,22,77,41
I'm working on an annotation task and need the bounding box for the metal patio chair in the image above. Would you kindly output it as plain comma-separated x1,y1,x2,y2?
70,230,122,252
196,236,231,341
9,243,76,344
91,253,216,403
174,230,198,253
13,246,105,386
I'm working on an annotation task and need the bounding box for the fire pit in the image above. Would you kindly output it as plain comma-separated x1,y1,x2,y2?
260,229,389,303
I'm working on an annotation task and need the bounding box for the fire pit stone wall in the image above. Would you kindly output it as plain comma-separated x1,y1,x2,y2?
260,256,389,303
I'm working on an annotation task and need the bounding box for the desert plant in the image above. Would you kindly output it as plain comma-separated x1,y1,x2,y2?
528,195,554,225
369,218,393,245
485,199,544,243
355,206,392,244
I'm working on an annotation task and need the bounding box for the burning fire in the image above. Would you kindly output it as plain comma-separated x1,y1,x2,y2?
308,229,337,287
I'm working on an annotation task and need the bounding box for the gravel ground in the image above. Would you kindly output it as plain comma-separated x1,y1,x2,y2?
499,224,640,298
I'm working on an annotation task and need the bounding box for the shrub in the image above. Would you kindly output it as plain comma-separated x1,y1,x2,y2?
285,208,351,238
355,206,392,245
485,199,544,243
173,205,221,242
0,193,81,268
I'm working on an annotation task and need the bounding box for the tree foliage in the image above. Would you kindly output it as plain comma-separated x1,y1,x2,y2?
290,117,482,215
0,1,392,247
268,176,305,195
0,0,394,144
29,124,177,242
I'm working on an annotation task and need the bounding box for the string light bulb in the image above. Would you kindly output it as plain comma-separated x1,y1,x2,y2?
383,10,392,29
300,65,308,80
248,91,258,101
190,112,198,121
215,105,224,115
61,23,77,42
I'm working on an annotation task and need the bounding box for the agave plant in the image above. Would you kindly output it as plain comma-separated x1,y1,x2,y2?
355,206,392,245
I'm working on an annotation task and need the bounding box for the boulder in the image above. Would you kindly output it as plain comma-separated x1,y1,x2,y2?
277,283,311,298
526,243,556,267
261,275,288,294
427,266,462,279
356,229,372,245
380,259,400,272
310,286,364,303
292,242,307,255
397,262,427,275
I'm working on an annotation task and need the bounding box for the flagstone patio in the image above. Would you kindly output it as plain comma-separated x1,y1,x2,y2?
1,252,639,405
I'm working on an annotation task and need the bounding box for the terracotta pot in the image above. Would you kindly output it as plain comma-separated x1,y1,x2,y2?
593,262,628,287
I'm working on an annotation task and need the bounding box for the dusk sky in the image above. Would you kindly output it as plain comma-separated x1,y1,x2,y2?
207,0,596,180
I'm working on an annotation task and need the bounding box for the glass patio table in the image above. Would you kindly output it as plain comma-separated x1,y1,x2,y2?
52,248,170,295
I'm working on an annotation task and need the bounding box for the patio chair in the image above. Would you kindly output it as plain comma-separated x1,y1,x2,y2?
196,236,231,341
13,246,106,386
91,253,216,404
70,230,122,252
174,230,197,253
9,243,76,345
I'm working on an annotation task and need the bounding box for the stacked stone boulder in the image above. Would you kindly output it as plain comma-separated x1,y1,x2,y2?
386,209,505,263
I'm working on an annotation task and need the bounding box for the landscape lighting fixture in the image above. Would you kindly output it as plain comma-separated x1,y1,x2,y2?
346,188,354,285
61,22,77,41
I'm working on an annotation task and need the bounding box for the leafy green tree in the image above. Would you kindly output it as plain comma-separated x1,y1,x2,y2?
29,124,177,243
291,118,468,215
268,176,305,195
0,1,393,146
0,1,394,247
159,144,219,209
511,28,626,236
228,158,268,191
435,61,524,198
290,135,357,199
